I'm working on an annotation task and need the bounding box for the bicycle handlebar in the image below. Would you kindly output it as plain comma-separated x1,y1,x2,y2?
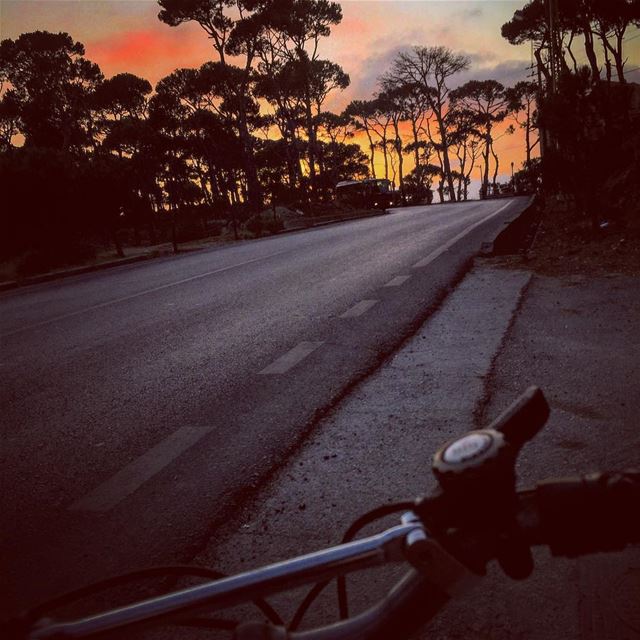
16,387,640,640
527,470,640,556
235,471,640,640
24,471,639,640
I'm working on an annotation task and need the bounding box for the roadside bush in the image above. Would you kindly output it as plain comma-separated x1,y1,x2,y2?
245,213,285,237
176,217,207,243
245,214,264,237
207,220,226,237
263,217,284,234
16,240,96,277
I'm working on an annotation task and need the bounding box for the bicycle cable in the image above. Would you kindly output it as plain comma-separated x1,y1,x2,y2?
288,501,414,630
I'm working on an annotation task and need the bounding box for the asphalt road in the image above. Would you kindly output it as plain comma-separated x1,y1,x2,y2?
0,197,529,617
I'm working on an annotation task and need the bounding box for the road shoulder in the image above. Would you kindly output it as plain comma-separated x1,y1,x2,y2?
191,262,532,629
190,261,640,638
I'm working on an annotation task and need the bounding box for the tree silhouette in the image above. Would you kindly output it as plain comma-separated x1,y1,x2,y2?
389,46,469,201
505,80,539,166
367,98,393,181
590,0,640,82
317,111,355,145
447,107,481,201
0,31,103,150
343,99,379,178
502,1,552,86
450,80,510,198
158,0,263,207
380,78,429,172
403,164,438,205
251,0,345,195
92,73,152,122
0,91,21,150
376,88,409,201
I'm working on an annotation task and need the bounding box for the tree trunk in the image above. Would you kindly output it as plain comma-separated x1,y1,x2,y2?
436,112,457,202
525,101,532,166
411,121,420,169
364,126,376,178
392,119,404,202
457,144,467,201
396,139,404,201
147,198,157,245
208,166,223,203
613,32,626,83
601,38,612,82
304,90,317,197
583,28,600,82
463,159,474,201
381,136,389,180
491,143,499,190
171,207,178,254
284,123,299,190
111,224,124,258
236,105,263,209
566,32,578,73
483,133,491,198
534,47,552,85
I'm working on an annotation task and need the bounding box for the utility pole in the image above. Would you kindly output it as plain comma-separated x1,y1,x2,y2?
544,0,562,155
547,0,562,94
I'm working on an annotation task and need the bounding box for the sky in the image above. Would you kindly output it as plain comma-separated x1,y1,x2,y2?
2,1,639,187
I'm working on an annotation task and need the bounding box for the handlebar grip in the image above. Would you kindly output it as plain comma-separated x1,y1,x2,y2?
535,471,640,557
486,386,549,447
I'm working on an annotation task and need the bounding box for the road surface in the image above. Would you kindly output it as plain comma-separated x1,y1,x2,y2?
0,197,529,616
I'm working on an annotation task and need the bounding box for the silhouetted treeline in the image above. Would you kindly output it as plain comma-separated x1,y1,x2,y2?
502,0,640,227
2,0,636,273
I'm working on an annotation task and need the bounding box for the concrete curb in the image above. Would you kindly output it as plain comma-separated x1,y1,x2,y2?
489,195,539,255
0,254,152,293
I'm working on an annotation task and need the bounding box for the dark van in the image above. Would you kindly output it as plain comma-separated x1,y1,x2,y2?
335,178,398,210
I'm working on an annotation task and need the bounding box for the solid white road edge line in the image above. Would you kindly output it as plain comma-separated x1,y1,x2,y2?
412,200,513,269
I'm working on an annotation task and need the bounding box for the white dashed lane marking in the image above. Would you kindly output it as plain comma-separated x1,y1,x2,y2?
384,275,411,287
340,300,379,318
69,426,214,512
413,200,512,269
258,341,325,375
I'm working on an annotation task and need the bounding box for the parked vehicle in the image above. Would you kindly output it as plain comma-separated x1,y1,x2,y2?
335,179,399,210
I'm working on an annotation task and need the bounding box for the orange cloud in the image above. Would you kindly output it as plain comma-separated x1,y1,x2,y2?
85,26,213,85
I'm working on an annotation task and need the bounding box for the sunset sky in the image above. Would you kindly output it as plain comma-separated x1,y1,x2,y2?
2,1,639,186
